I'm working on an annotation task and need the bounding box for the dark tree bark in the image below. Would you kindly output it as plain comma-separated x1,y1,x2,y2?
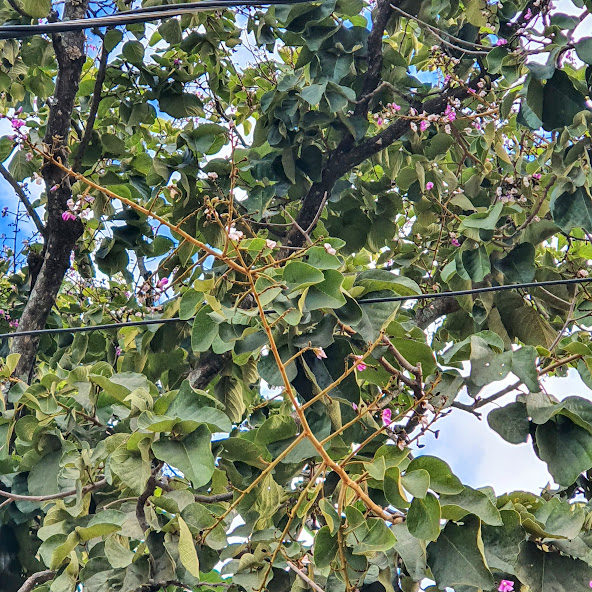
10,0,89,382
415,297,461,330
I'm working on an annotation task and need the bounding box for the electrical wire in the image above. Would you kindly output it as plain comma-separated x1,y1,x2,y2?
1,276,590,340
0,0,309,40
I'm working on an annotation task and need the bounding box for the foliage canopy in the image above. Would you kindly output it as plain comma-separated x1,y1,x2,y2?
3,0,592,591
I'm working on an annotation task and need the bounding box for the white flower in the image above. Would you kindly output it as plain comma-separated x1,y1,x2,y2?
265,239,277,249
410,122,418,132
444,124,452,134
228,225,244,241
324,243,337,256
207,171,219,180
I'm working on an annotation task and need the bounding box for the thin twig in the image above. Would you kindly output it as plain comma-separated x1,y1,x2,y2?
0,164,45,236
0,478,107,502
287,561,326,592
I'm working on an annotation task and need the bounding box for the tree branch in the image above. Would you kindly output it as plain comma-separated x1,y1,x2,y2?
353,0,395,117
287,561,326,592
415,296,460,329
188,351,231,390
0,163,45,236
16,571,56,592
73,37,109,172
281,82,480,255
0,478,107,502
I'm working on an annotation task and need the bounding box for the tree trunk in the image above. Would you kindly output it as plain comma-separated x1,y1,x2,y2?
10,0,88,382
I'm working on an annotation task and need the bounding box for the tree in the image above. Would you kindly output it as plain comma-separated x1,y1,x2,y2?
2,0,592,590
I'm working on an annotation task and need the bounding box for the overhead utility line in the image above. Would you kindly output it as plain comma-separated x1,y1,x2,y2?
0,276,590,340
0,0,309,39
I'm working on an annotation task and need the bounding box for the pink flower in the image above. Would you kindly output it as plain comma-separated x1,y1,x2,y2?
444,74,451,84
426,182,434,191
265,239,277,249
50,185,59,192
15,107,22,114
115,347,122,357
376,116,383,126
25,152,33,161
314,347,327,360
156,278,169,290
10,119,25,129
496,38,508,46
532,173,542,180
8,319,18,329
451,238,461,247
391,103,401,112
498,581,514,592
420,120,430,132
62,211,76,221
524,8,533,19
382,408,392,426
444,104,456,122
354,355,366,371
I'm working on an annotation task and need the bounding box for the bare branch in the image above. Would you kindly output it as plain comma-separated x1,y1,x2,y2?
0,478,107,502
0,164,45,236
74,37,109,172
16,571,56,592
287,561,326,592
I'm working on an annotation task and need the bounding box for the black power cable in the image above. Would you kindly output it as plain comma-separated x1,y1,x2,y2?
0,0,309,39
1,276,590,340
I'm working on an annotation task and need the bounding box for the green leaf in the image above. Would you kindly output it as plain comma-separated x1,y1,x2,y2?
576,37,592,64
0,137,15,163
191,306,219,353
405,456,464,494
461,247,491,283
104,29,123,53
122,41,145,66
439,486,503,526
481,510,525,573
314,525,339,568
488,402,530,444
76,511,126,542
534,497,585,539
494,243,536,283
178,516,200,578
407,493,441,541
21,0,51,17
542,70,589,131
301,82,327,105
353,518,397,555
551,186,592,233
158,19,182,45
518,76,544,129
152,425,215,488
283,261,325,294
401,469,430,499
536,415,592,486
163,380,232,433
392,523,427,581
511,346,539,392
515,542,592,592
427,519,494,590
459,203,503,231
305,269,346,310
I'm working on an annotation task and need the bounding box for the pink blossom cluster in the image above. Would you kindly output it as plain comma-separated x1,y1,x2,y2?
61,193,95,222
0,310,18,328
